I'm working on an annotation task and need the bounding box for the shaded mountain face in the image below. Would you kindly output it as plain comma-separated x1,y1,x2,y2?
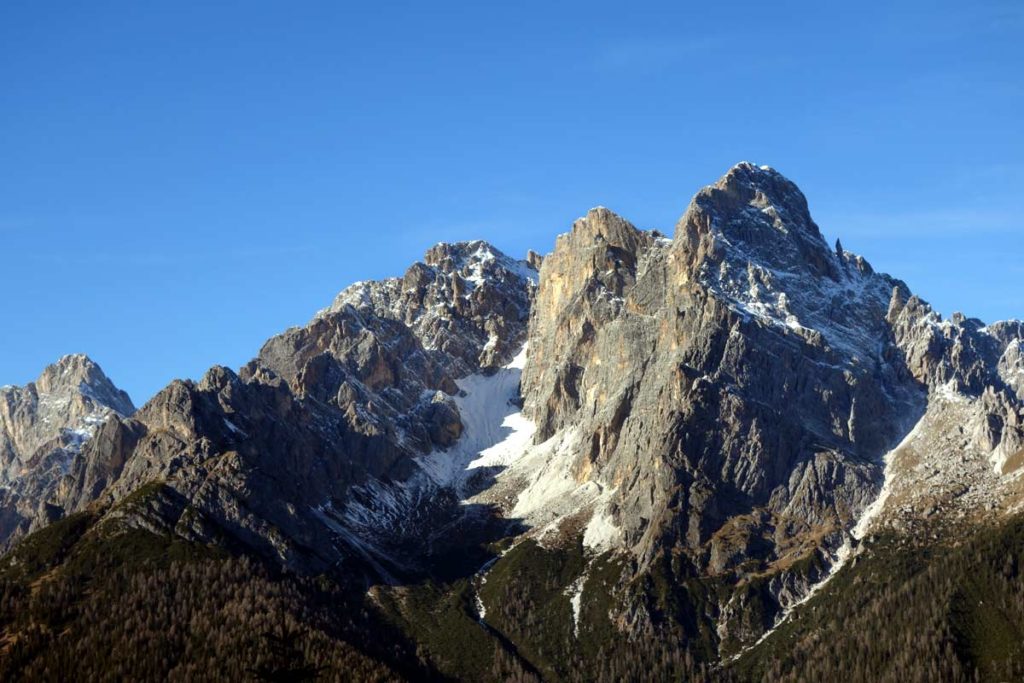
2,163,1022,678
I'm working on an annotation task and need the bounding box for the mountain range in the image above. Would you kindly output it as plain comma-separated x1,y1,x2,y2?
1,162,1022,682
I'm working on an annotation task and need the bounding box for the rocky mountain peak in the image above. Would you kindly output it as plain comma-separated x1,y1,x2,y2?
33,354,135,417
537,207,661,310
713,161,814,226
0,354,134,547
1,355,134,443
563,206,642,245
321,240,536,375
677,162,837,281
421,239,531,279
669,163,907,367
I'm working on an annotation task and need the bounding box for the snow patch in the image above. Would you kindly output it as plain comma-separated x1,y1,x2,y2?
332,345,539,561
474,593,487,621
582,498,622,551
852,415,927,540
415,345,535,491
472,542,522,626
223,418,248,437
507,429,586,519
935,380,969,404
566,571,588,637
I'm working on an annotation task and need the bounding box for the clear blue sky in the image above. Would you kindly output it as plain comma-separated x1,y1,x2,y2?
1,1,1021,405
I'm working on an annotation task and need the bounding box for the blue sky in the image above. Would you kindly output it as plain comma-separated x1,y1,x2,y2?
1,1,1021,405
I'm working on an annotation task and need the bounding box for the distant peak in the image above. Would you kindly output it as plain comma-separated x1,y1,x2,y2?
39,354,101,387
323,237,537,320
421,240,534,284
55,353,98,369
423,240,507,267
35,354,135,416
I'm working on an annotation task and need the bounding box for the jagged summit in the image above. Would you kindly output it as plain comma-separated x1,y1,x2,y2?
0,353,134,547
667,163,899,364
314,239,536,376
422,238,529,268
32,353,135,417
680,162,832,272
1,353,134,420
325,240,535,314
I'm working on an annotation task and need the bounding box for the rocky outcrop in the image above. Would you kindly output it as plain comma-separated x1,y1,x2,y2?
318,240,535,375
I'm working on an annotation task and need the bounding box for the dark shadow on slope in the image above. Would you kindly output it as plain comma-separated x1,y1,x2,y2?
322,493,530,586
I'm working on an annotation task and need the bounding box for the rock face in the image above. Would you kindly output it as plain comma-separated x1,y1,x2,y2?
488,163,1024,648
2,163,1021,663
0,355,134,547
519,166,924,573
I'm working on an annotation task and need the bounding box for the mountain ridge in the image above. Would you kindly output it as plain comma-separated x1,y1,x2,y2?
1,162,1022,681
